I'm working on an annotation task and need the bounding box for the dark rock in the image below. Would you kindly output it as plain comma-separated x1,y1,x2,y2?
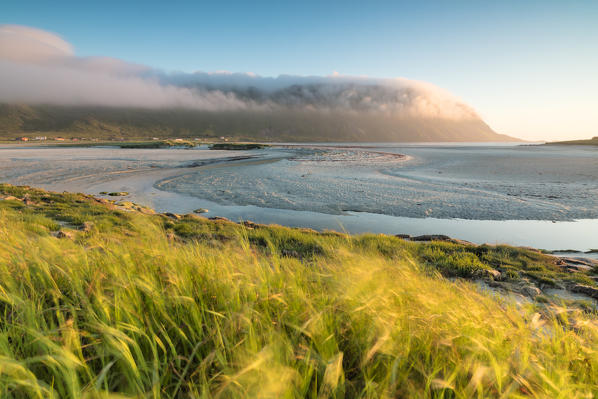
560,257,595,267
193,208,209,214
410,234,476,246
242,221,260,229
411,234,453,242
521,285,541,298
555,257,593,272
80,222,94,232
56,230,74,239
395,234,411,239
571,285,598,300
209,216,230,222
485,269,501,279
164,212,181,220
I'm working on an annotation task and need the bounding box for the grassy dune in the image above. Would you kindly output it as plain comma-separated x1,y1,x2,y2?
0,184,597,398
545,137,598,146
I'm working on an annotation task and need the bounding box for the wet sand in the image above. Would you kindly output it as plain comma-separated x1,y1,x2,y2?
157,144,598,220
0,143,596,251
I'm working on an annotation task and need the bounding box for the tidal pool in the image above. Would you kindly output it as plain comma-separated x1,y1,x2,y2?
0,143,596,251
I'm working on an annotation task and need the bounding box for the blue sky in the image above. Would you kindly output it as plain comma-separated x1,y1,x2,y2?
3,0,598,140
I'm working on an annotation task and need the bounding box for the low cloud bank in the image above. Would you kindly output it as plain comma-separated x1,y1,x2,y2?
0,25,478,120
0,61,251,110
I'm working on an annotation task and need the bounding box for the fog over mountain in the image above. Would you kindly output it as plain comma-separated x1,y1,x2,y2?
0,25,517,141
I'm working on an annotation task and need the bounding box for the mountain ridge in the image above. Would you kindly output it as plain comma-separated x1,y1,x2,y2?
0,104,520,142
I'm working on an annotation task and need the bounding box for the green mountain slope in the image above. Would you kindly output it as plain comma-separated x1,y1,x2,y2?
0,104,519,142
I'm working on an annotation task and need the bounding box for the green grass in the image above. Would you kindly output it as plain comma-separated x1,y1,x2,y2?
119,140,197,149
0,184,597,398
209,143,269,150
545,136,598,146
43,140,197,149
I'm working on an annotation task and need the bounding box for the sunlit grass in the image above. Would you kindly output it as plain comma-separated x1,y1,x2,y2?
0,185,597,398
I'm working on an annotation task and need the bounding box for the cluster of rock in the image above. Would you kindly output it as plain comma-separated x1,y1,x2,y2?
395,232,598,304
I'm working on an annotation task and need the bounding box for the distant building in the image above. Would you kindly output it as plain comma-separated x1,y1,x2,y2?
34,136,47,141
18,137,29,141
55,137,65,141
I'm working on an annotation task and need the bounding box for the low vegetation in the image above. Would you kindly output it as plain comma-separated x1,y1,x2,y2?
119,140,197,149
545,136,598,146
46,140,198,149
0,184,597,398
209,143,269,150
99,191,130,197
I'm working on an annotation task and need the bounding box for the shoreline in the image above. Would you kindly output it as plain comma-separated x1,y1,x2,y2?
1,182,596,308
0,144,596,252
65,164,598,253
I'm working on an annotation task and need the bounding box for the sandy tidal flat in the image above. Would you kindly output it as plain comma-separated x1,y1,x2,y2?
0,143,597,250
155,144,598,221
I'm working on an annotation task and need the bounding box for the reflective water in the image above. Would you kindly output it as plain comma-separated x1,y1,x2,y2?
0,143,596,251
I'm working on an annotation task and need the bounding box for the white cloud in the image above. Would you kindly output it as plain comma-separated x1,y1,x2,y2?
0,24,480,120
0,25,73,62
0,61,251,110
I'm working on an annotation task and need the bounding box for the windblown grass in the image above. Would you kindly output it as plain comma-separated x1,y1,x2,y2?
0,185,597,398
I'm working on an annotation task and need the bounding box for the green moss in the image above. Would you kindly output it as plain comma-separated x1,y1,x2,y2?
418,244,490,277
